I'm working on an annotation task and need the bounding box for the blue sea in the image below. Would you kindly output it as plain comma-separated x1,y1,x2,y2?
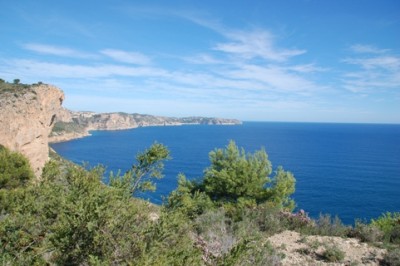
51,122,400,224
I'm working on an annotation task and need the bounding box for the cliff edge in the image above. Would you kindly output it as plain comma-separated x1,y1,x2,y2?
49,111,242,143
0,82,64,176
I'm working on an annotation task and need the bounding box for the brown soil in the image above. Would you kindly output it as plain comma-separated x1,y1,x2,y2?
268,230,386,265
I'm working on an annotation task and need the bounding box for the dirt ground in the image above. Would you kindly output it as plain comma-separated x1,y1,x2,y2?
268,230,386,265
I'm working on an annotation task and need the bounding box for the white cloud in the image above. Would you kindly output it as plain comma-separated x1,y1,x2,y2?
342,49,400,93
287,64,328,73
22,43,96,58
223,64,320,93
214,29,306,62
343,56,400,70
183,53,223,64
100,49,151,65
1,59,168,79
350,44,390,54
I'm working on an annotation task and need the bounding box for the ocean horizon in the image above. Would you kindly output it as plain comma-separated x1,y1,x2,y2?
51,121,400,224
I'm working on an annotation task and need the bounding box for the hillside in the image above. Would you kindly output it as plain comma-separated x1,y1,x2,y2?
0,80,241,175
1,80,399,265
0,80,64,176
49,109,242,143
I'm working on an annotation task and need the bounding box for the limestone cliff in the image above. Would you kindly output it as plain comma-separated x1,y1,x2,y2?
0,83,64,176
50,111,242,143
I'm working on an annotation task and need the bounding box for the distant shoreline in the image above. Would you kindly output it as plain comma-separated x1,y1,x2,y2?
49,121,241,144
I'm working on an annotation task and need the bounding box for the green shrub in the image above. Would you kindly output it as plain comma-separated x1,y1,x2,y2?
166,174,215,218
305,214,349,237
220,239,282,266
194,208,236,258
167,141,296,218
0,143,204,265
371,212,400,244
0,146,34,189
0,79,33,95
351,220,384,243
382,248,400,266
321,245,345,262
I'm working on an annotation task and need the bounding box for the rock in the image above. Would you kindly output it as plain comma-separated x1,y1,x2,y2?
0,84,64,177
49,111,242,143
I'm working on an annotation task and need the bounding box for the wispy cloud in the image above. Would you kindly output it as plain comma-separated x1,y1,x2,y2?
3,14,329,118
178,12,306,62
343,56,400,70
342,45,400,93
22,43,97,59
2,59,168,79
214,29,306,62
222,64,321,94
287,64,328,73
183,53,223,64
100,49,152,65
350,44,390,54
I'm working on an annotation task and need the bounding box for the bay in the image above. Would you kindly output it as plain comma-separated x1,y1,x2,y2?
51,122,400,224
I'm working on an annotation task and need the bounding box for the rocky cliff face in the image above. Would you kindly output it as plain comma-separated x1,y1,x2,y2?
0,84,64,176
50,111,242,143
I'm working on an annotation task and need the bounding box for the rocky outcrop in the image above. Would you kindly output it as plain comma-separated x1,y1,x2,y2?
49,111,242,143
0,84,64,177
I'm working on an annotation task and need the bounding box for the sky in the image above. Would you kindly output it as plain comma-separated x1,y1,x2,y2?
0,0,399,123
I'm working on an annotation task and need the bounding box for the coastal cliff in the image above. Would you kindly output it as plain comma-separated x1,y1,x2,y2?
49,110,242,143
0,80,241,174
0,82,64,176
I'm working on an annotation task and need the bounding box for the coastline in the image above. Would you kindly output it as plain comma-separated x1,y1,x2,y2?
49,122,241,144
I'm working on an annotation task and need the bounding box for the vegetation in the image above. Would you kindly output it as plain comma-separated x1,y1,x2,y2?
0,142,398,264
0,79,40,96
51,121,87,135
0,145,34,189
167,141,296,218
321,245,345,262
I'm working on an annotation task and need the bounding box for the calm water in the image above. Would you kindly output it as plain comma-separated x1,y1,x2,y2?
51,122,400,224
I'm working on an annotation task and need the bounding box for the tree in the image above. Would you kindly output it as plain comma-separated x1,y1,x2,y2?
110,142,170,196
0,145,34,189
203,140,272,203
13,79,20,84
167,141,296,213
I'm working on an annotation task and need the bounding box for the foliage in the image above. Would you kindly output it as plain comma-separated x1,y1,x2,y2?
203,140,273,203
109,142,170,195
166,174,214,218
351,220,384,243
0,145,34,189
167,140,296,217
1,140,398,264
321,245,345,262
51,121,86,134
382,248,400,266
301,214,350,237
371,212,400,244
0,78,32,95
0,143,200,265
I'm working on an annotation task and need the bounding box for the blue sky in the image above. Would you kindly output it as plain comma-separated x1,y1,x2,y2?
1,0,399,123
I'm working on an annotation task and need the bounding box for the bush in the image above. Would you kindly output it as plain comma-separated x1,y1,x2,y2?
0,146,34,189
382,248,400,266
167,141,296,217
220,239,282,266
351,220,384,243
371,212,400,244
0,143,203,265
321,245,345,262
304,214,349,237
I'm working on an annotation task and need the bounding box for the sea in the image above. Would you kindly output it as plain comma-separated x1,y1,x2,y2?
50,122,400,224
